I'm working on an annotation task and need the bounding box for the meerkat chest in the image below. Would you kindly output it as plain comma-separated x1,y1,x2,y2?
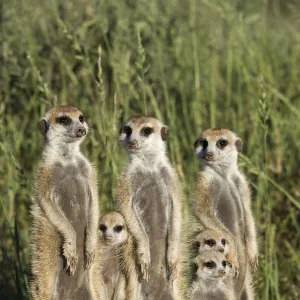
213,175,244,232
52,162,90,222
131,168,171,233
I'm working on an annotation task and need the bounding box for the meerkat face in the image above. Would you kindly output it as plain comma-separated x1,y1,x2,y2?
37,105,89,145
99,212,128,246
194,230,229,254
193,251,231,281
194,129,243,169
119,116,169,155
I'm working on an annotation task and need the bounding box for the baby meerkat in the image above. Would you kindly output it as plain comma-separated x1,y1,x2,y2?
30,105,106,300
99,212,129,300
194,229,229,254
99,212,141,300
194,128,258,299
191,250,235,300
116,116,182,299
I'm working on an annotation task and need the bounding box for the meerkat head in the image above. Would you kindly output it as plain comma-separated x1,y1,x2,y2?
37,105,89,146
119,116,169,156
194,230,229,254
193,250,231,281
99,212,128,246
194,129,242,170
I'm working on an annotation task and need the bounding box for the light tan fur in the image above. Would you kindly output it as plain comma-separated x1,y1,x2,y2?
98,212,139,300
116,116,183,299
30,106,107,300
193,128,258,299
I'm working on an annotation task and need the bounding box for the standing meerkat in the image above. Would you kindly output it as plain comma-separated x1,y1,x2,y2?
190,250,235,300
99,212,140,300
116,116,182,299
30,105,106,300
193,128,258,299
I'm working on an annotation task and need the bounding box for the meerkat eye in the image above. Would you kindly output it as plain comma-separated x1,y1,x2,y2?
56,116,72,125
122,126,132,136
222,261,227,267
114,225,123,233
221,239,226,246
217,139,228,149
99,224,107,232
205,239,216,247
192,262,198,272
204,261,216,269
195,241,201,248
141,127,153,137
202,140,208,148
79,115,85,123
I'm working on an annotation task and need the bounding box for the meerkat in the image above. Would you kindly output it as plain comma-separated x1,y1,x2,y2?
193,128,258,299
193,228,229,254
190,250,235,300
116,116,182,300
30,105,107,300
99,212,139,300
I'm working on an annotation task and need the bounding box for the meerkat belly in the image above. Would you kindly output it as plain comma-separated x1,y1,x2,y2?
53,170,91,300
102,250,121,299
132,172,171,299
216,180,247,297
56,175,89,236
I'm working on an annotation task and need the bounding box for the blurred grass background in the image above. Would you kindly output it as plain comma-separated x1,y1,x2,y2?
1,0,300,299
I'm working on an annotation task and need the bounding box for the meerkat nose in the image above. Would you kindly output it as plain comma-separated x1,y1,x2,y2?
218,247,224,253
76,128,86,137
218,269,226,277
128,140,138,149
205,152,215,161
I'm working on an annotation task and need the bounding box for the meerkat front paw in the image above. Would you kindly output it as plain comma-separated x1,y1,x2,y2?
226,252,239,278
137,245,150,281
248,253,259,273
85,238,97,269
63,241,78,275
168,262,179,281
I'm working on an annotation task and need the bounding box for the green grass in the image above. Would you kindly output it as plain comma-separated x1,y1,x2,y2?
1,0,300,299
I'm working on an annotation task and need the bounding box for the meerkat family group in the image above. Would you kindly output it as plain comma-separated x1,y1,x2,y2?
30,105,258,300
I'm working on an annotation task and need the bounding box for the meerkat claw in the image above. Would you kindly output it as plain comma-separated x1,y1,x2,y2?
141,263,149,281
85,251,95,269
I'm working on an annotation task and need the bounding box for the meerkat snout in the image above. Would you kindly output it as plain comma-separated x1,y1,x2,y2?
76,127,86,137
128,139,138,149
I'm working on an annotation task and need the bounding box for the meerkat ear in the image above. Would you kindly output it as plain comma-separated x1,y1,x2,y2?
235,138,243,152
37,118,49,135
161,126,169,141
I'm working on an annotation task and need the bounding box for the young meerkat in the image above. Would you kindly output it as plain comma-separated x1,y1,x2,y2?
193,228,230,254
116,116,182,300
30,105,106,300
193,128,258,299
99,212,139,300
190,250,235,300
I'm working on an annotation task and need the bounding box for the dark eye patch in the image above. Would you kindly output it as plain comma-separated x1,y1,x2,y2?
204,261,216,269
121,126,132,136
99,224,107,232
221,239,226,246
216,139,228,149
195,241,201,248
114,225,123,233
222,261,227,267
194,138,208,149
141,127,153,137
192,262,198,272
56,116,72,125
79,115,85,123
205,239,216,247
